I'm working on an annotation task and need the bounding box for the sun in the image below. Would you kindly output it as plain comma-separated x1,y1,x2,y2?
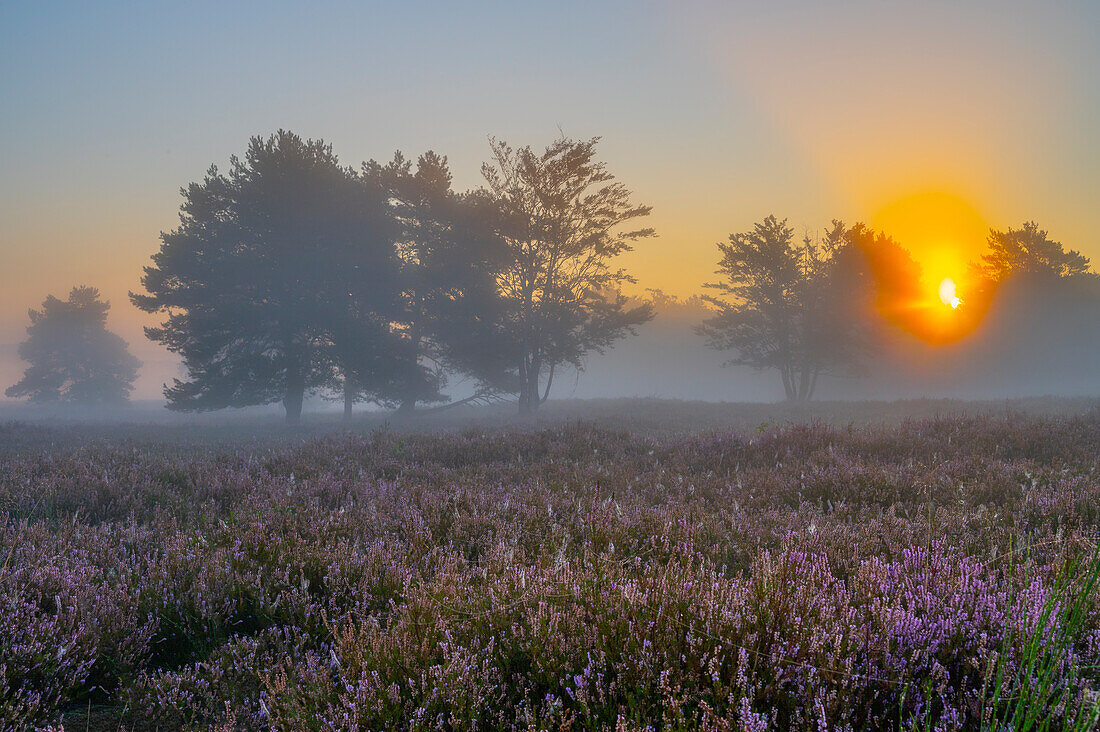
871,190,988,298
938,278,961,309
865,190,990,343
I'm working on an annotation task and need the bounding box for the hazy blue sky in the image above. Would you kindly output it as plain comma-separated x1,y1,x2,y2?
2,0,1098,396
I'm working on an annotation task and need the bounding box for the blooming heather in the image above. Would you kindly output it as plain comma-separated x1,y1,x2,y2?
1,411,1099,729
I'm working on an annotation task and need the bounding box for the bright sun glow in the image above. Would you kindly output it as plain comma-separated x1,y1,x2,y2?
939,278,962,309
865,191,990,342
871,190,987,302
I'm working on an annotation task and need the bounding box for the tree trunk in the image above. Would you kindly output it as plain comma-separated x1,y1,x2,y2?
797,365,812,403
519,356,541,415
284,371,305,424
528,358,542,413
517,359,529,414
399,316,422,416
540,363,555,404
806,367,820,403
343,377,355,420
780,366,796,402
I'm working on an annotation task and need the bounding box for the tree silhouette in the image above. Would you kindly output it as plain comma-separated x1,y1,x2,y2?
131,130,406,423
973,221,1094,283
361,151,512,414
829,222,952,342
6,286,140,404
481,136,654,413
698,217,865,402
424,189,519,406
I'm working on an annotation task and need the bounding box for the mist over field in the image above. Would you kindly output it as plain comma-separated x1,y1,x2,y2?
560,286,1100,404
3,278,1097,417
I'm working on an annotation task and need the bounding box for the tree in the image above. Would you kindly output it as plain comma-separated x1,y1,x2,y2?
131,130,405,423
833,222,936,340
481,136,655,413
973,221,1094,283
424,189,519,405
698,216,862,402
361,151,511,414
6,286,140,404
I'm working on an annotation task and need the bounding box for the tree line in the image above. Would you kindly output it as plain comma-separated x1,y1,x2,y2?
6,131,1096,418
698,216,1095,402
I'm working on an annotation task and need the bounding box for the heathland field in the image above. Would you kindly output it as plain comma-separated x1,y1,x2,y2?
3,399,1100,730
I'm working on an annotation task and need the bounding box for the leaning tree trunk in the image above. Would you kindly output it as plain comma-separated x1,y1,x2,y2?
540,363,555,405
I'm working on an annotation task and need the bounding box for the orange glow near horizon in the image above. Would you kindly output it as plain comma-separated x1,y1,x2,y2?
870,191,989,344
872,191,988,294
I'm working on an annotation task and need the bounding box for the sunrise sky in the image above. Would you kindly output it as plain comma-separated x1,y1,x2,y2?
2,1,1098,396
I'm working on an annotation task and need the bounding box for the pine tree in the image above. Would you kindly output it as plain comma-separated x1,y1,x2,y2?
6,286,140,404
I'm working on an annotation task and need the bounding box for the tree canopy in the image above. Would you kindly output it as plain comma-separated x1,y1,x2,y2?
129,131,658,421
131,130,407,422
481,136,655,413
6,286,140,405
699,217,893,402
113,129,1100,417
362,151,512,413
973,221,1094,283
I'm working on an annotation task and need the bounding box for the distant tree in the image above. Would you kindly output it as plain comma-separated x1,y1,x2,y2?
6,286,140,404
698,216,864,402
131,130,407,423
481,136,655,413
973,221,1094,283
362,151,512,414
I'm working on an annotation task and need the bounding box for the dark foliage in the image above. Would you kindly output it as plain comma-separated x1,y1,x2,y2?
361,151,514,413
131,131,407,422
973,221,1095,283
481,136,655,413
5,286,140,405
699,218,872,402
